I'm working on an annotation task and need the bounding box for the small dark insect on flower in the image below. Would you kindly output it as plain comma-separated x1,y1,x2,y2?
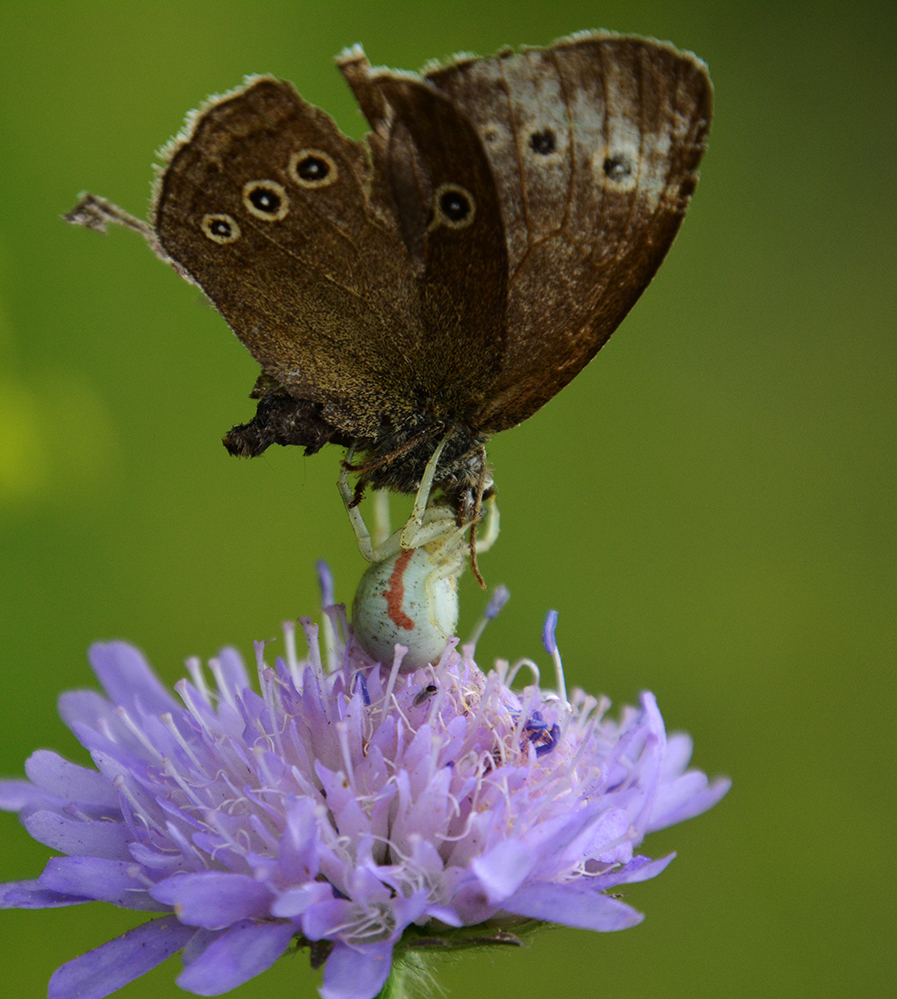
413,683,439,706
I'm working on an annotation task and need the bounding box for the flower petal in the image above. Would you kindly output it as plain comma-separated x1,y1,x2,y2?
0,879,89,908
0,778,60,815
176,919,296,995
320,941,393,999
471,839,534,902
270,882,332,919
40,857,167,911
23,810,132,859
503,881,645,931
48,914,196,999
24,750,121,807
301,897,355,941
591,853,676,889
151,872,275,929
646,773,732,832
86,641,180,715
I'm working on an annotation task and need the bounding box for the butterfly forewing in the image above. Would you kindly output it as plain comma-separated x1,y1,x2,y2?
153,77,423,436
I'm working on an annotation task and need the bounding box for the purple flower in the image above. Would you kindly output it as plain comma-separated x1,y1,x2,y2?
0,597,729,999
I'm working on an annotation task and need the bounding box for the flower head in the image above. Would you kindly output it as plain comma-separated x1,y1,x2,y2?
0,582,729,999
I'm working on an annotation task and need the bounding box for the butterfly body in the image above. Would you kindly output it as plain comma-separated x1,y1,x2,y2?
68,32,712,511
223,388,491,503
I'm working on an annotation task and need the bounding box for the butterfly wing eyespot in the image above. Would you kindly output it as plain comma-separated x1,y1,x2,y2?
529,129,557,155
602,153,633,179
201,213,241,244
241,180,290,220
600,151,638,190
289,149,339,188
430,183,476,230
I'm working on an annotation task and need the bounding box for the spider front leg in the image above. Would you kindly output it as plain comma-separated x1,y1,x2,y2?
339,439,457,562
474,495,500,554
399,436,450,550
338,447,403,564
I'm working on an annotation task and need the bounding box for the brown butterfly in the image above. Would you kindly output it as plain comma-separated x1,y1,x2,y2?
67,31,712,521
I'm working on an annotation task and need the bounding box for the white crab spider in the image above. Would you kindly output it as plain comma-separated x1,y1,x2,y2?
340,439,499,672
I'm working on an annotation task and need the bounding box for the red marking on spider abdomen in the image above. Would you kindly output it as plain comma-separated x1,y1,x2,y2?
384,549,416,631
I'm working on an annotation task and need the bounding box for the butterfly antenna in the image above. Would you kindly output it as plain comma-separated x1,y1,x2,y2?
64,193,188,273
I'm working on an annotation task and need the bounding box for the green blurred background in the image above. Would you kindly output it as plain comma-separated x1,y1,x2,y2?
1,1,894,997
